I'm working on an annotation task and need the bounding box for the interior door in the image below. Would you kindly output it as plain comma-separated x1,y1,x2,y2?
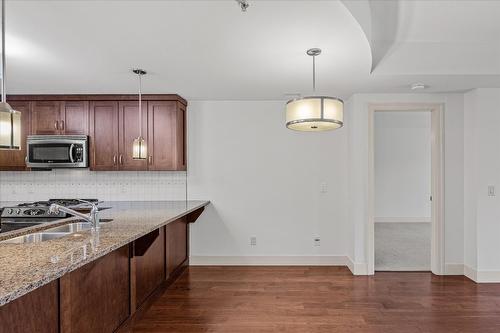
118,101,147,171
147,101,182,171
0,101,31,170
89,101,119,170
31,101,62,135
62,101,89,135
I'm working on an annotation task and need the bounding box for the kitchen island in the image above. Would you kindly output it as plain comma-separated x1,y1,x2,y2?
0,200,209,333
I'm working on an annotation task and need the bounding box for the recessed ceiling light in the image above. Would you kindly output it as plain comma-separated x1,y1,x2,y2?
410,83,427,90
235,0,249,12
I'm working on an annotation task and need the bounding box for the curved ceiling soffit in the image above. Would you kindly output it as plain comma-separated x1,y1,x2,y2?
340,0,400,74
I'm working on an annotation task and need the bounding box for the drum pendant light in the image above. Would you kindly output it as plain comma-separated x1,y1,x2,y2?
0,0,21,150
285,48,343,132
132,69,147,160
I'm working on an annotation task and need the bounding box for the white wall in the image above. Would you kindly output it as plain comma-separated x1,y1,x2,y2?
347,93,465,273
0,170,186,202
187,101,350,264
464,88,500,281
374,111,431,221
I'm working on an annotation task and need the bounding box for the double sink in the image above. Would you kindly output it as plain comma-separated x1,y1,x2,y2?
1,219,113,244
1,222,93,244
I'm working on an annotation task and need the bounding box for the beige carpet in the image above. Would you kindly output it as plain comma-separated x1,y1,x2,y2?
375,222,431,271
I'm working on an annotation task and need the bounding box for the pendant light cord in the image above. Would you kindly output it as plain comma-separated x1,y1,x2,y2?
1,0,6,103
312,54,316,93
138,72,142,138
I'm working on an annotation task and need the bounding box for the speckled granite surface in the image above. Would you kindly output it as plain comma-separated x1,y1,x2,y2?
0,200,209,306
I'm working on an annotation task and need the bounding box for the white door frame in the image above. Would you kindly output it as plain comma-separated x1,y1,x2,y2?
367,103,445,275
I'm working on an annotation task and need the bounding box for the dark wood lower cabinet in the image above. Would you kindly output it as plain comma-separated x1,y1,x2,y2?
0,207,206,333
132,228,165,310
0,280,58,333
166,217,188,278
60,245,130,333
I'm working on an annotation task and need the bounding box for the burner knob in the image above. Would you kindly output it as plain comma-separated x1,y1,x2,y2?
15,209,21,215
7,209,12,214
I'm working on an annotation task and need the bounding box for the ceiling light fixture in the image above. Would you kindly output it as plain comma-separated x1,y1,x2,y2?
285,48,343,132
0,0,20,150
132,69,147,160
235,0,249,12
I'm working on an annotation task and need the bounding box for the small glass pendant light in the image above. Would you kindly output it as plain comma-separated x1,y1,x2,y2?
0,0,20,150
132,69,147,160
285,48,343,132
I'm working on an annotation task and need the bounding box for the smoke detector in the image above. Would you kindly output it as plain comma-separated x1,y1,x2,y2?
410,83,427,90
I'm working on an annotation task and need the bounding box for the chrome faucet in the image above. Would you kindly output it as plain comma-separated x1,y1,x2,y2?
49,199,100,230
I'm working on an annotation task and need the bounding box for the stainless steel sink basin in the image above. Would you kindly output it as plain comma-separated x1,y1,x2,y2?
0,222,94,244
1,232,71,244
45,222,93,233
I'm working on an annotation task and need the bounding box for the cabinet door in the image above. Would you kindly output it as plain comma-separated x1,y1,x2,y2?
31,101,62,134
147,101,186,171
118,101,147,171
60,246,130,333
132,228,165,308
89,101,119,170
0,280,59,333
165,217,188,278
62,101,89,135
0,101,31,170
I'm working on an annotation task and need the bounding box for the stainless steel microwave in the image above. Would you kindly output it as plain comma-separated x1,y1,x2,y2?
26,135,88,168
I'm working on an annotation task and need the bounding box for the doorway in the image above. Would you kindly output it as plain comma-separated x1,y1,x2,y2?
374,111,431,271
367,103,444,275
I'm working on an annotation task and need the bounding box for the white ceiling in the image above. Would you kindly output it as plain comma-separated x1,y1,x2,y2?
5,0,500,100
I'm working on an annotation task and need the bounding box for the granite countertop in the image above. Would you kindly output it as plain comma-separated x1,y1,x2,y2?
0,200,209,306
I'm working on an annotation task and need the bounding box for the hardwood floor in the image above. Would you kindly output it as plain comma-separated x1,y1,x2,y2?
122,266,500,333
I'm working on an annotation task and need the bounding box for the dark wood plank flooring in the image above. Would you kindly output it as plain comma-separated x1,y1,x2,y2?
122,266,500,333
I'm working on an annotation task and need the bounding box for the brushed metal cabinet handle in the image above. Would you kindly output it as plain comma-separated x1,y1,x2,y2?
60,120,65,131
54,121,59,130
148,155,153,165
119,154,123,165
113,155,117,165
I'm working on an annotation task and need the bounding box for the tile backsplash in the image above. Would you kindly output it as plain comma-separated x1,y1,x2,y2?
0,170,187,202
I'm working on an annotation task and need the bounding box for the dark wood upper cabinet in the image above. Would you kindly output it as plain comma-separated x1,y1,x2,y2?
62,101,89,135
147,101,186,171
3,95,187,171
31,101,63,135
59,246,130,333
166,217,188,278
0,279,59,333
118,101,148,171
31,101,89,136
0,101,31,170
89,101,119,171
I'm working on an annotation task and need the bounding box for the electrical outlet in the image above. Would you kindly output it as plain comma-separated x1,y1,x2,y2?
314,237,321,247
320,182,328,193
488,185,495,197
249,236,257,246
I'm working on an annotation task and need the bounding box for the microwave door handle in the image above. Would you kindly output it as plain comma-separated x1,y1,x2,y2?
69,144,75,163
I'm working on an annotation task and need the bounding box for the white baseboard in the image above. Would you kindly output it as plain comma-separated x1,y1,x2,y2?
347,257,369,275
374,217,431,223
464,265,478,281
190,255,349,266
464,265,500,283
190,257,500,282
444,263,464,275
